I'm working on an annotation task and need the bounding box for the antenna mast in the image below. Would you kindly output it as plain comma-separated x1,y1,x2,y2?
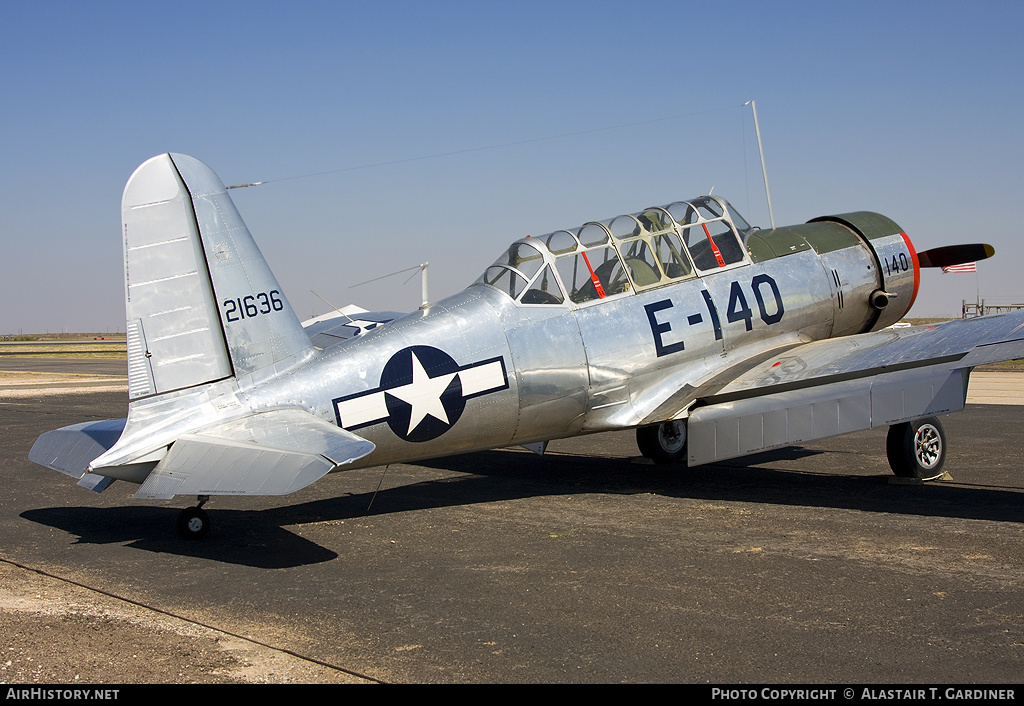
349,262,430,309
746,100,775,229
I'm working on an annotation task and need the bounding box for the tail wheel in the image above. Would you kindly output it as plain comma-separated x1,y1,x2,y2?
636,419,688,465
886,417,947,480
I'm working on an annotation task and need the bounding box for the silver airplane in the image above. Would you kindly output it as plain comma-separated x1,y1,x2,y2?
29,153,1024,539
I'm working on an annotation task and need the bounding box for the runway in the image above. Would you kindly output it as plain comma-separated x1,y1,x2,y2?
1,360,1022,683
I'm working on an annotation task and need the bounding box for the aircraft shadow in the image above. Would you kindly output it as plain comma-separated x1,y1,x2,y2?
20,444,1022,568
19,505,338,568
412,446,1024,524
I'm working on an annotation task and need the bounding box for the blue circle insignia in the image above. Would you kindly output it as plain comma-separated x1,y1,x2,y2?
380,346,466,442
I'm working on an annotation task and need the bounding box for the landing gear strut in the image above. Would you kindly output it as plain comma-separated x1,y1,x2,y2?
177,495,210,540
886,417,947,480
636,419,688,465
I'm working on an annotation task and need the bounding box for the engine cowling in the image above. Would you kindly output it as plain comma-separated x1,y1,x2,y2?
745,211,919,338
808,212,919,333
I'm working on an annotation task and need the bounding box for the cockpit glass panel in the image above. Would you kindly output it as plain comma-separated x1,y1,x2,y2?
544,230,578,254
706,220,744,265
578,223,610,247
618,239,663,288
519,264,565,305
639,209,673,233
555,246,629,303
682,224,715,270
727,204,754,234
486,240,544,280
652,231,694,280
476,266,528,299
667,201,699,226
510,240,544,279
681,220,744,270
695,197,724,220
608,215,641,239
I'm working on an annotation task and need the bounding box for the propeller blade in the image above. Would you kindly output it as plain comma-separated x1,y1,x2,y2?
917,243,995,268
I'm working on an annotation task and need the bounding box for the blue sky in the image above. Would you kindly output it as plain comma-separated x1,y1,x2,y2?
3,0,1022,333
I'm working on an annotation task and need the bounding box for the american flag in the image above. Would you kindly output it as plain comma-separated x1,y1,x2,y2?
942,263,977,273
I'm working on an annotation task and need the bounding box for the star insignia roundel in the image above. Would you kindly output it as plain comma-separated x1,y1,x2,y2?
333,345,509,443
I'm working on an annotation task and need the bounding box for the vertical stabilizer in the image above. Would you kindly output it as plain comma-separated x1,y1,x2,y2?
123,154,232,398
122,154,311,400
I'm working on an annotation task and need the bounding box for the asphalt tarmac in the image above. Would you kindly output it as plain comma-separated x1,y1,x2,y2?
1,363,1022,684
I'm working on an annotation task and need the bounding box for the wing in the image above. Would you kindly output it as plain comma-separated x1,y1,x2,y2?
639,312,1024,466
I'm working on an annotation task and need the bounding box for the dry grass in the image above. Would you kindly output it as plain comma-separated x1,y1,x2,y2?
0,342,126,359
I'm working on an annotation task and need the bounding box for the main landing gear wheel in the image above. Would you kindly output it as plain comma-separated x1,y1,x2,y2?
886,417,947,480
177,496,210,540
636,419,688,465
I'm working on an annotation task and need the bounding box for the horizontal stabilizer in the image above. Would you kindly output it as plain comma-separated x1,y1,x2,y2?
303,308,403,349
209,408,374,465
78,474,116,493
133,409,374,500
29,419,127,479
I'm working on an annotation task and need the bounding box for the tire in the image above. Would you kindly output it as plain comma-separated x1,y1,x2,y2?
886,417,946,480
636,419,688,465
177,506,210,540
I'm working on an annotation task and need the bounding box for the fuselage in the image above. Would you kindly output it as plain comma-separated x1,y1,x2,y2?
241,198,919,471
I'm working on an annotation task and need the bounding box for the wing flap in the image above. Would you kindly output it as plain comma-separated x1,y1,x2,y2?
133,409,375,500
688,367,967,466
